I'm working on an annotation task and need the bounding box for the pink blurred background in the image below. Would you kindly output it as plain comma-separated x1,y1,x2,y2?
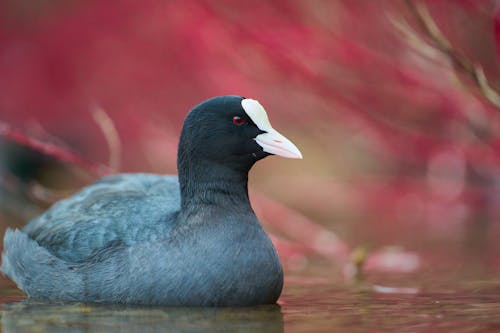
1,0,499,273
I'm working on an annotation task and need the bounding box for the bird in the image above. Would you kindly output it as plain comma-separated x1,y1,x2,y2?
1,96,302,306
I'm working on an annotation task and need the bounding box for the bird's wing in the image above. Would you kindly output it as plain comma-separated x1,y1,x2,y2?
23,173,181,262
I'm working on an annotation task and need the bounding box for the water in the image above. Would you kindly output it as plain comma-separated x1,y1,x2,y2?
0,259,498,333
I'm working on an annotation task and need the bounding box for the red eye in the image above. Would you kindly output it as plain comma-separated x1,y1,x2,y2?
232,116,245,126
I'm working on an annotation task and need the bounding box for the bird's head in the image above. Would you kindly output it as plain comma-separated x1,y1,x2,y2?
179,96,302,172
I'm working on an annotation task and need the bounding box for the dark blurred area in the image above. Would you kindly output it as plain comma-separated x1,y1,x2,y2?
0,0,499,272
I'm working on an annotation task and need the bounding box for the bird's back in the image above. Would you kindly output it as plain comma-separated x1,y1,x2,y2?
23,173,181,262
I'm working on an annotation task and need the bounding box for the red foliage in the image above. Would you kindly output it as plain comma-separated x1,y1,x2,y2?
495,2,500,61
1,0,499,265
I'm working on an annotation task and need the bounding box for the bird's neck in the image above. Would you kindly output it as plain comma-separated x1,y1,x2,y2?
178,157,253,215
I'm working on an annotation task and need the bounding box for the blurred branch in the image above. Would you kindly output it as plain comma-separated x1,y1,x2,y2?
252,192,350,263
91,105,122,170
0,121,114,177
405,0,500,109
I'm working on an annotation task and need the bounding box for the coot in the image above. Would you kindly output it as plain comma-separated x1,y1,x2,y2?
1,96,302,306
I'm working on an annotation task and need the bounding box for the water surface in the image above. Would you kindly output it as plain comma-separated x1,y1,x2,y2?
1,257,498,333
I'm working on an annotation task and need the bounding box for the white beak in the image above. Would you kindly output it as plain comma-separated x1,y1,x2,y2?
255,129,302,159
241,98,303,159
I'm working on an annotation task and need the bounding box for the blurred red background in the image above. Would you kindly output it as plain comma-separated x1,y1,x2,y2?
1,0,499,273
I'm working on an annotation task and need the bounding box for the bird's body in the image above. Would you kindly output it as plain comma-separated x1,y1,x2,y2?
1,96,302,306
24,174,181,263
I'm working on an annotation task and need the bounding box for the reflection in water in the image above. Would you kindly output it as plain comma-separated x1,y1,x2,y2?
2,301,283,333
1,257,499,333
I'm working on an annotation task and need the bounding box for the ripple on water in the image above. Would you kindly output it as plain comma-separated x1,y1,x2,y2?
0,259,499,333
